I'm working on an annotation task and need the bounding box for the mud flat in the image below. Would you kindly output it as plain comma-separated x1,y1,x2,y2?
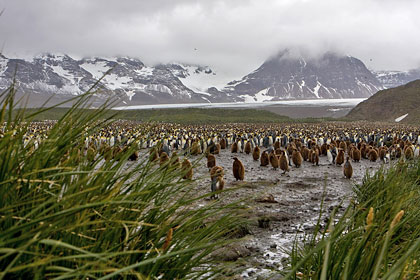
186,148,384,279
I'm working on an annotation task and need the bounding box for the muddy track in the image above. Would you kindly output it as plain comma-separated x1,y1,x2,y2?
187,148,384,279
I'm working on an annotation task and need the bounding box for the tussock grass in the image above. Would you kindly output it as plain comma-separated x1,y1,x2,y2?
0,84,245,279
283,160,420,279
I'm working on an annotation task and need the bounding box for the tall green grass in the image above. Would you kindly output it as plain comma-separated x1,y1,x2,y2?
284,161,420,279
0,84,244,279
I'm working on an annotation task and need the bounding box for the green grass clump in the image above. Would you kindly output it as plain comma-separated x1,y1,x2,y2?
0,85,244,279
283,161,420,279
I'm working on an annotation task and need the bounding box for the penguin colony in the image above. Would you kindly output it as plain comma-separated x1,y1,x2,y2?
20,121,420,198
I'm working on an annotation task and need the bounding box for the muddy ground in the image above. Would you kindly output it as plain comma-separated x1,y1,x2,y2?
183,148,385,279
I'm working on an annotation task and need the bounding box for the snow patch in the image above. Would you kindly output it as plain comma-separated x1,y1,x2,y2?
0,58,8,74
50,65,74,79
395,113,408,122
176,65,233,93
146,84,172,95
103,74,132,90
125,90,136,101
238,88,274,103
312,81,322,98
80,61,111,79
134,66,154,77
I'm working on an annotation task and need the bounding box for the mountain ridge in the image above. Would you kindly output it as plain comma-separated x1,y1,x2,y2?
1,51,419,107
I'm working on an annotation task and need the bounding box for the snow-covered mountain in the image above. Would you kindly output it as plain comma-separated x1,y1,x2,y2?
216,51,383,102
374,69,420,89
0,53,219,106
2,51,417,107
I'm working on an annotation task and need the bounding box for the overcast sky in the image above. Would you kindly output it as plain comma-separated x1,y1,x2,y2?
1,0,420,78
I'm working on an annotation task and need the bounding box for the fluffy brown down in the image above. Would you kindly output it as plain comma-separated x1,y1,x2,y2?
292,149,303,168
260,151,269,166
207,154,216,169
182,159,193,180
159,152,169,166
252,146,260,161
279,151,289,174
232,157,245,181
244,141,252,154
343,157,353,179
336,149,345,165
269,151,279,169
231,142,238,153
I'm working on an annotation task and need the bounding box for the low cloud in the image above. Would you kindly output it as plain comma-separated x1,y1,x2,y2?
1,0,419,79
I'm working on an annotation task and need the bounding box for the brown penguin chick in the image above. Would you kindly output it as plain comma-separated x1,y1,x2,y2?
292,148,303,168
112,146,123,160
232,157,245,181
245,141,252,154
159,151,170,166
311,149,319,166
336,148,345,166
399,139,405,150
170,152,181,169
348,146,354,160
343,157,353,179
287,143,295,157
269,151,280,170
368,149,378,162
321,143,328,156
379,147,387,161
352,148,361,162
87,146,96,162
252,146,260,161
231,142,238,153
214,143,221,155
274,140,281,150
404,146,414,160
302,147,310,161
395,147,402,158
360,145,367,159
210,165,224,180
210,166,225,199
149,147,159,162
182,158,193,180
296,140,302,150
260,151,269,166
279,151,289,174
129,150,139,161
275,148,282,156
207,154,216,169
103,145,113,161
339,141,347,153
191,141,202,155
220,138,226,149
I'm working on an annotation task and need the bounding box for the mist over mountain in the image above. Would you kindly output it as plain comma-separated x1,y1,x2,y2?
374,69,420,89
1,51,419,107
217,51,383,102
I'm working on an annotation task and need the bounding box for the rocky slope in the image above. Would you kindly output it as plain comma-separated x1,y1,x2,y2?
374,69,420,89
4,51,419,107
0,53,218,106
346,79,420,123
218,51,383,102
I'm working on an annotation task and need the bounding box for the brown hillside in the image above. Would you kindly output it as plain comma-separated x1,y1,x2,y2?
346,79,420,123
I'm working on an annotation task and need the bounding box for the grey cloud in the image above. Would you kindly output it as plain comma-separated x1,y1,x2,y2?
1,0,419,80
